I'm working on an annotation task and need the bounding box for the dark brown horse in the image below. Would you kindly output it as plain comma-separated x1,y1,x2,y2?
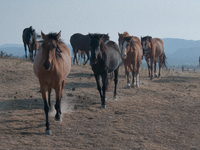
33,31,71,134
120,36,143,88
141,36,166,80
70,33,109,65
89,34,121,108
22,26,37,59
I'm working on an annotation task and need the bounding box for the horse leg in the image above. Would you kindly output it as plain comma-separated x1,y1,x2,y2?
136,61,141,87
150,57,155,80
126,70,130,88
54,80,64,121
41,86,51,134
48,87,53,111
101,71,108,108
73,49,77,64
131,69,135,88
146,57,150,78
24,43,27,59
158,55,164,78
113,67,119,100
154,61,157,78
83,51,90,65
95,75,103,105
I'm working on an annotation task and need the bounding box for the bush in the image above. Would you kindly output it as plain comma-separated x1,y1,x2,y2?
0,51,13,58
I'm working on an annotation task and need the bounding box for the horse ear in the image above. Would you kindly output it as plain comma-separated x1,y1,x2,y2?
41,31,46,39
57,31,61,40
89,33,91,38
149,37,152,42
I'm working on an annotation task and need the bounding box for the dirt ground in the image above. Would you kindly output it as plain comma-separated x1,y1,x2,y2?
0,57,200,150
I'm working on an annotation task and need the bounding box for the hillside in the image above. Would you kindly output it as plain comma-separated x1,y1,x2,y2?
1,38,200,66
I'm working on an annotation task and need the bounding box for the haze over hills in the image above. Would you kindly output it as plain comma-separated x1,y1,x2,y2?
0,38,200,67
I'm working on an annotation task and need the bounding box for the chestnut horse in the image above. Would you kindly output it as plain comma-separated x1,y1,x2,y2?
89,34,121,108
141,36,166,80
118,32,140,50
33,31,71,134
121,36,143,88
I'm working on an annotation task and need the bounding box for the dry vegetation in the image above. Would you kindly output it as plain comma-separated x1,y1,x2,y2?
0,57,200,150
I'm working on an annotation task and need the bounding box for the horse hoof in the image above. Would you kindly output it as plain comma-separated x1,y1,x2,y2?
113,97,117,101
45,130,52,135
101,105,106,108
55,117,62,122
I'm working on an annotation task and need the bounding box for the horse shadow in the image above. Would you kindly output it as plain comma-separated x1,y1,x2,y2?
0,98,43,112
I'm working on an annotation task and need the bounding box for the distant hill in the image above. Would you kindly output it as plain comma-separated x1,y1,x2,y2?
1,38,200,67
162,38,200,66
0,44,73,58
162,38,200,55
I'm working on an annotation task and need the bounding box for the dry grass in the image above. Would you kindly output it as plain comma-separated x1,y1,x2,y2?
0,57,200,150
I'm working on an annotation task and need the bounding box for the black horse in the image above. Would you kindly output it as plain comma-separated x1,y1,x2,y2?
22,26,37,59
89,34,121,108
70,33,110,65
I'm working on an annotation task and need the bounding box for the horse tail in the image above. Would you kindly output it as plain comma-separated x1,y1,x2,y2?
162,53,167,68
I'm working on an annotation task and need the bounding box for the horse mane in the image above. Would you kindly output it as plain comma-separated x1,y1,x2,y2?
123,32,130,36
46,32,64,57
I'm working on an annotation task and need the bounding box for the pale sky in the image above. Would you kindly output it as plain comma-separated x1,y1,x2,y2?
0,0,199,45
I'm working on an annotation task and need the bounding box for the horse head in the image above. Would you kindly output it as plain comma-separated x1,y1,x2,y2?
118,32,130,51
141,36,152,55
89,34,106,65
41,31,61,70
121,36,133,59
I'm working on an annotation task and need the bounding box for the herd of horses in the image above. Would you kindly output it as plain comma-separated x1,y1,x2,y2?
23,27,166,134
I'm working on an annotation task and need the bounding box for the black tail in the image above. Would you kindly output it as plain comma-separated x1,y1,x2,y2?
162,53,167,68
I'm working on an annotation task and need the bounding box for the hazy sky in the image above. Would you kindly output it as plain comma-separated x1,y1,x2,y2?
0,0,199,45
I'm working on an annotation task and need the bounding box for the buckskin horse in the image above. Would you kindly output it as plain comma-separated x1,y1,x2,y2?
89,34,120,108
70,33,110,65
22,26,37,59
120,36,143,88
141,36,166,80
33,31,71,134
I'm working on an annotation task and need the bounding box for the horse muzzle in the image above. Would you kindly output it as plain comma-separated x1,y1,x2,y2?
43,61,52,70
122,54,127,59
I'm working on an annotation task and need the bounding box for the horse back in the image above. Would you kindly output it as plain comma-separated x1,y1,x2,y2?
134,41,143,61
152,38,164,56
70,33,90,51
105,41,121,73
132,36,141,43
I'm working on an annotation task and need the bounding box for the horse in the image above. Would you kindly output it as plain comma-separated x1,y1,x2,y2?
77,50,86,64
70,33,110,65
89,34,121,108
120,36,143,88
29,40,39,59
22,26,37,59
118,32,140,49
33,31,71,134
141,36,166,80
